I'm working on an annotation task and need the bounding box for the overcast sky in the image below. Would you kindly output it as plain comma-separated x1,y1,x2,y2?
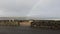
0,0,60,18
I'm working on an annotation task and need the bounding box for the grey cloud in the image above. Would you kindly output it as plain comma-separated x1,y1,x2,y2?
27,0,60,18
0,0,60,19
0,0,38,16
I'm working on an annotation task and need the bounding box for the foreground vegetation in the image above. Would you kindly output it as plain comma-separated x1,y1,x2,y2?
0,21,19,26
31,20,60,30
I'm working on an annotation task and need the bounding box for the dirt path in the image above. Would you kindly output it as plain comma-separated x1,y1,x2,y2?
20,22,31,26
